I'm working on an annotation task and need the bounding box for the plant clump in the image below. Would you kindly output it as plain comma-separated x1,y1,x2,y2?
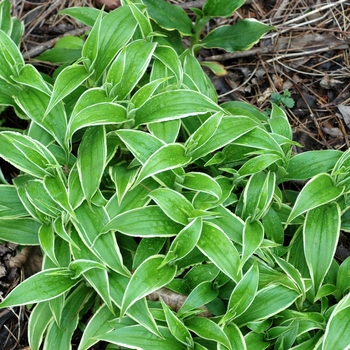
0,0,350,349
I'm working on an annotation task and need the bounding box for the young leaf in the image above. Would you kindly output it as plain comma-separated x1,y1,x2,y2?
44,283,92,350
143,0,193,36
46,64,91,115
197,222,241,282
287,173,343,224
134,90,222,126
220,323,247,350
148,119,181,143
153,45,183,82
0,268,77,308
202,20,273,52
284,150,342,181
106,40,157,99
162,217,202,266
181,172,222,200
77,126,106,204
234,284,300,326
220,261,259,324
304,202,341,299
39,223,59,266
97,325,186,349
178,281,218,317
128,1,153,37
0,218,40,245
102,205,183,237
336,256,350,295
28,301,53,350
203,0,245,18
121,255,177,316
67,102,127,140
0,132,58,178
322,293,350,350
149,187,194,225
134,143,191,185
44,173,76,219
238,153,281,177
240,220,264,268
190,116,259,160
116,129,164,164
185,317,232,350
90,5,138,80
161,298,193,347
0,185,29,218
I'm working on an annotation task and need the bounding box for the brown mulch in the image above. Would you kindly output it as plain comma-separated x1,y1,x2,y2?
1,0,350,348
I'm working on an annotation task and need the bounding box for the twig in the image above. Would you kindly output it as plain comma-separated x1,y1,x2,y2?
22,26,89,60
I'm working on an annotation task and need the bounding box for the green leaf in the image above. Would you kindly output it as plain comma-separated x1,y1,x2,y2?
13,64,51,94
143,0,193,35
178,281,218,317
0,218,40,245
149,188,194,225
221,323,247,350
28,301,53,350
46,64,91,115
128,1,153,37
287,173,343,224
77,126,106,203
197,222,241,282
35,36,84,64
44,283,92,350
148,119,181,143
304,202,341,299
153,45,183,82
44,173,76,219
121,255,177,316
102,205,183,237
14,87,67,150
220,261,259,324
190,116,259,160
284,150,342,181
239,154,281,177
77,304,114,350
133,237,166,270
322,293,350,350
135,143,191,185
109,272,161,337
67,102,127,140
134,90,222,126
98,325,186,349
241,220,264,268
240,172,275,221
59,6,103,26
162,217,202,266
336,256,350,295
0,132,58,179
0,28,24,80
0,0,12,34
0,185,29,218
73,202,128,276
90,6,138,80
39,223,59,266
202,20,273,52
106,40,156,99
269,103,293,141
181,172,222,200
203,0,245,18
161,298,193,347
185,317,232,350
234,284,300,326
0,268,77,308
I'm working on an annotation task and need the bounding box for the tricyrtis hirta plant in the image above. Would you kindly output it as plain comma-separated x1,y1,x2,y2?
0,0,350,349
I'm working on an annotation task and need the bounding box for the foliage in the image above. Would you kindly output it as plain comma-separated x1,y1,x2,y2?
271,89,295,109
0,0,350,349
